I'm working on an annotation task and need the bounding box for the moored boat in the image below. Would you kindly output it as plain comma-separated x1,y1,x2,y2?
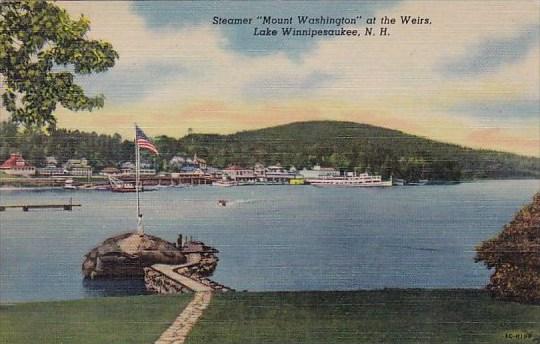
406,179,429,186
212,179,238,187
308,172,392,187
108,176,156,192
63,179,77,190
289,177,305,185
392,178,405,186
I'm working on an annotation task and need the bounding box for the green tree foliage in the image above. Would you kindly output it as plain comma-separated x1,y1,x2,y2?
475,193,540,304
0,0,118,129
0,121,128,170
1,120,538,180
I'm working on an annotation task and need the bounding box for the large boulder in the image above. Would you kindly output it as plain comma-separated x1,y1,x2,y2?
82,232,186,279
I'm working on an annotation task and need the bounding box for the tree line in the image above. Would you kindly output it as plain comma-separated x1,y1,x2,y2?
1,121,538,180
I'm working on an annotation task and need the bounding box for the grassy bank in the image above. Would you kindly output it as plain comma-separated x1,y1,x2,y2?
0,295,191,344
1,290,539,344
188,290,540,344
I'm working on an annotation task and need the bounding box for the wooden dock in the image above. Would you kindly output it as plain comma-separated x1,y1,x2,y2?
0,198,81,212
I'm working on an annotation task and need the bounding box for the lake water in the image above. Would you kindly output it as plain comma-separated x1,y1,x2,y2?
1,180,538,302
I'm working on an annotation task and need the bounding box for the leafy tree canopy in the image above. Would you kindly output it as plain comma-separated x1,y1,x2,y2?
475,193,540,304
0,0,118,129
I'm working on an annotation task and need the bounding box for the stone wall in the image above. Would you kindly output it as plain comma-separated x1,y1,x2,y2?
144,267,192,294
144,265,234,294
143,239,233,294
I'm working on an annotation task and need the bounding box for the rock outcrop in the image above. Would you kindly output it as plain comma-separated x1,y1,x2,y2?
82,232,186,279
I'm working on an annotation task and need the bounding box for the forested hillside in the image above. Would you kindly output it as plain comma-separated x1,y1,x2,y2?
1,121,538,180
170,121,539,180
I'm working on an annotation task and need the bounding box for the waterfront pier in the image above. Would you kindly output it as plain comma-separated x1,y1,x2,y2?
0,198,81,212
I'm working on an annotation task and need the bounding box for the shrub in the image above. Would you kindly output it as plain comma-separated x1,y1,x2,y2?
475,193,540,304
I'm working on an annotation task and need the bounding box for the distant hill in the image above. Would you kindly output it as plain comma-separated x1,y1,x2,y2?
171,121,539,180
1,120,538,180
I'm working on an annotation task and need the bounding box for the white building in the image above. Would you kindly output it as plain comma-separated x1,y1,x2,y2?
64,158,92,177
223,165,256,182
265,164,297,184
37,156,65,176
100,167,121,176
45,156,58,166
120,161,155,175
170,154,207,171
254,163,266,180
37,166,65,176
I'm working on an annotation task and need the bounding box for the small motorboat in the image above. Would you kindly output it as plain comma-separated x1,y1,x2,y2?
406,179,429,186
392,178,405,186
218,199,227,207
63,179,77,190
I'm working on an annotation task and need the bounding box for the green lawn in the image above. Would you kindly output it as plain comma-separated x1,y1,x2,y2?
2,290,539,344
187,290,540,344
0,294,191,344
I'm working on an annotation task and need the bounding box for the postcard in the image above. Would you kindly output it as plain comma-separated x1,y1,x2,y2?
0,1,538,343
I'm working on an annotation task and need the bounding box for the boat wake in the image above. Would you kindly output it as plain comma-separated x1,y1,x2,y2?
217,198,265,207
382,244,442,252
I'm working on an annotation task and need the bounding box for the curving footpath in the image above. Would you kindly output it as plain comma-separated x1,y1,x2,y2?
154,291,213,344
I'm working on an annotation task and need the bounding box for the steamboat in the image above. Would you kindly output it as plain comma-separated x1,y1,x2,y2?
307,172,392,187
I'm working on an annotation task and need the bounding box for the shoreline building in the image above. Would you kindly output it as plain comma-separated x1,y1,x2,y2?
254,162,266,181
100,167,121,176
64,158,93,177
36,156,65,176
193,154,207,170
121,161,156,176
169,153,207,173
223,165,256,183
264,164,297,184
0,153,36,177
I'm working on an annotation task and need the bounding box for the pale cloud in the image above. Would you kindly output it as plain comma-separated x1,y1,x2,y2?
54,1,539,157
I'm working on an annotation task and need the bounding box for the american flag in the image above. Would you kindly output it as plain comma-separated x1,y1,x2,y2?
135,125,159,155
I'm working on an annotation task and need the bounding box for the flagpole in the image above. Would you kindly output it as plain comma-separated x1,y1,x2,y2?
135,126,143,235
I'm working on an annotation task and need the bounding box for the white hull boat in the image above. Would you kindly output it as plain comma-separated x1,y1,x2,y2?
212,180,238,187
308,172,392,187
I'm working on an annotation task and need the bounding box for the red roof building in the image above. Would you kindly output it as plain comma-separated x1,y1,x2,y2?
0,153,36,177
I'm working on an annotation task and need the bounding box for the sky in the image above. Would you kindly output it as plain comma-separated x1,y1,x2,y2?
11,1,540,156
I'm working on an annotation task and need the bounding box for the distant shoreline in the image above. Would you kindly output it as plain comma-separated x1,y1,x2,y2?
0,177,538,190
